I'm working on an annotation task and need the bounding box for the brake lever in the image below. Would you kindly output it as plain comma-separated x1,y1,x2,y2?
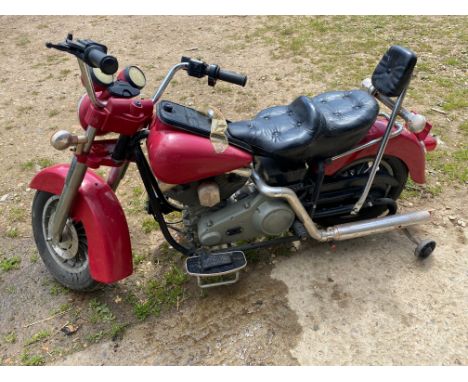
45,42,70,52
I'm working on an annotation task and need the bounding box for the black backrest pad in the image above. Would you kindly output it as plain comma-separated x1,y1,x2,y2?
372,45,417,97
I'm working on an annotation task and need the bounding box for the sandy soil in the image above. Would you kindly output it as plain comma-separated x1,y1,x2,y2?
0,16,466,365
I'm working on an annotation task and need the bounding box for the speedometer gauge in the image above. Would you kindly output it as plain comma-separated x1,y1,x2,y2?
123,66,146,89
90,67,114,87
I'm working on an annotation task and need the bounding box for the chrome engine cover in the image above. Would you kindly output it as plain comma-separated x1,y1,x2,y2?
197,192,295,246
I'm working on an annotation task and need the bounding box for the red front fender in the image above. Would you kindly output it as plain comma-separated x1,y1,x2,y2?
325,120,427,184
29,164,133,283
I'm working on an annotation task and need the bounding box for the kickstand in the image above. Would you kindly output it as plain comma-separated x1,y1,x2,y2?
402,227,419,245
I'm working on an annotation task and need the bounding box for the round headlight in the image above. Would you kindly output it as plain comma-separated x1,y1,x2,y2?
125,66,146,89
91,67,114,87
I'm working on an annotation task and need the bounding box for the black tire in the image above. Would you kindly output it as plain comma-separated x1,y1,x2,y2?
414,239,436,259
32,191,101,291
315,156,408,226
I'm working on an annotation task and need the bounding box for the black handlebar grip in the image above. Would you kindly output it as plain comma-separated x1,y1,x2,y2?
217,68,247,87
84,47,118,75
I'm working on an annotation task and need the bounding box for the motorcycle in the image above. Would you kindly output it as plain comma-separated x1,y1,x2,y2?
30,34,437,290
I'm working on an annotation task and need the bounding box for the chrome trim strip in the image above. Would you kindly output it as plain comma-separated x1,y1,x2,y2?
330,115,404,162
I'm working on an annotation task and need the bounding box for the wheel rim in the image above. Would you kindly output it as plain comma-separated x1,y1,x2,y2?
41,195,89,273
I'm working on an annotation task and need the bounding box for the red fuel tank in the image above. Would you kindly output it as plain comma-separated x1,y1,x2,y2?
147,117,253,185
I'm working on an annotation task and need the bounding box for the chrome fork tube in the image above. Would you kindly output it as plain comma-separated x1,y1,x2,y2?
50,126,97,243
351,88,408,215
107,161,130,192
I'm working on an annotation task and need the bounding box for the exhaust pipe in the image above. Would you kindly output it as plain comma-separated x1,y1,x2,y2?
251,171,431,242
323,210,430,241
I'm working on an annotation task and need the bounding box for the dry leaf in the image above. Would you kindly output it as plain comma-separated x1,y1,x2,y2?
61,323,79,336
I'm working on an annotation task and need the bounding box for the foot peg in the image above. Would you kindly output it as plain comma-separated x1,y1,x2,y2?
186,251,247,288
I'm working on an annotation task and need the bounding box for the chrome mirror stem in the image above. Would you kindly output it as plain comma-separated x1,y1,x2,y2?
151,62,189,104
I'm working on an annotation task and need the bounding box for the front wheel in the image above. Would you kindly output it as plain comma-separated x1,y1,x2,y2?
31,191,100,291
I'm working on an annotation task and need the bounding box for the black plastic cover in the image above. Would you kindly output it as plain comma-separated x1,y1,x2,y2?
108,80,140,98
372,45,417,97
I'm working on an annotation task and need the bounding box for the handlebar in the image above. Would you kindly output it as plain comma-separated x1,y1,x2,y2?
84,46,118,75
217,68,247,87
46,34,119,75
181,56,247,87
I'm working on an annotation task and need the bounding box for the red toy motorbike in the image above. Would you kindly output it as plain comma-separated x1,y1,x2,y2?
30,34,437,290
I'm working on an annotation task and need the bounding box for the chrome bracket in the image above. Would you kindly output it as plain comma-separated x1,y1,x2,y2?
351,88,408,215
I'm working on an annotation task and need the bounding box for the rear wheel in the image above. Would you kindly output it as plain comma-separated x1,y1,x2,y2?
31,191,100,291
315,156,408,226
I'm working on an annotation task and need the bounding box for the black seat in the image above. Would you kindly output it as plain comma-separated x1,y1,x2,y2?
157,89,379,161
228,90,379,160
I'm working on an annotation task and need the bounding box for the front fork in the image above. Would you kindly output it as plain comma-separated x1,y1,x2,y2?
107,161,130,191
50,126,96,244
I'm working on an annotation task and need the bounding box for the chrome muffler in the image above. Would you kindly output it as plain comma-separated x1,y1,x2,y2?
251,171,431,242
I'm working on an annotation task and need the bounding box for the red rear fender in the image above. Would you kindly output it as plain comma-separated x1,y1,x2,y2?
325,120,428,184
29,164,132,283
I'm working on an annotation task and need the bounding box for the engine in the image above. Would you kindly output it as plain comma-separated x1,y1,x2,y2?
164,173,295,247
197,192,295,246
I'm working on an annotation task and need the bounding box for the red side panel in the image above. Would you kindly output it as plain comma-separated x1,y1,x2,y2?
29,164,133,283
325,119,427,184
147,118,253,184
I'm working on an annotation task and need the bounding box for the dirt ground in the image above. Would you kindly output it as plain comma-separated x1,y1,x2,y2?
0,16,466,366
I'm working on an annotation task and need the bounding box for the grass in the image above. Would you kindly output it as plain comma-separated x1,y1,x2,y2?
9,207,26,223
17,105,33,114
86,331,105,343
49,282,68,296
0,255,21,271
48,109,60,118
248,17,467,110
133,251,147,266
427,147,468,184
37,158,54,168
459,120,468,136
59,69,72,78
20,352,45,366
20,160,35,170
4,331,17,344
20,158,54,171
141,217,159,234
132,265,188,321
16,35,31,47
25,330,50,345
126,197,146,215
89,299,116,324
132,186,144,197
442,92,468,112
85,321,128,343
109,323,127,341
52,303,71,315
